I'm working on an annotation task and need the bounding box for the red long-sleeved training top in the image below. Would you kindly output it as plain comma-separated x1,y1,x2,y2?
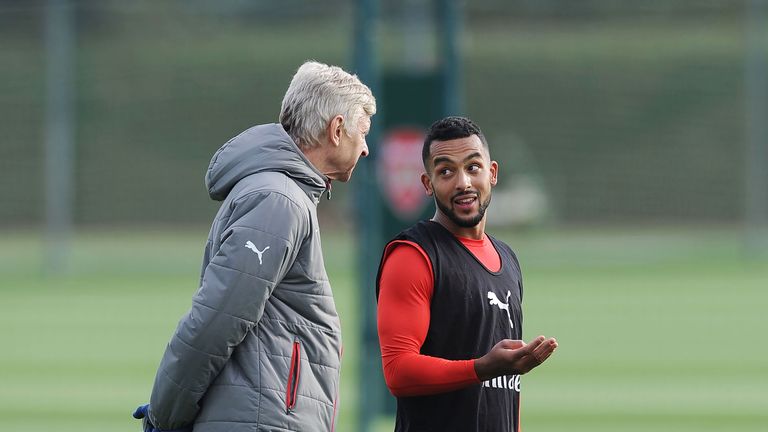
376,235,501,397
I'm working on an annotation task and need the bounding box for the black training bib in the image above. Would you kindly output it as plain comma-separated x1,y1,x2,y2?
377,220,524,432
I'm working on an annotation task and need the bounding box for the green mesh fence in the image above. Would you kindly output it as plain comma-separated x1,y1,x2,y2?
0,0,763,226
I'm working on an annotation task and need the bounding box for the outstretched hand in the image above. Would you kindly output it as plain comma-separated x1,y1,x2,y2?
474,335,558,381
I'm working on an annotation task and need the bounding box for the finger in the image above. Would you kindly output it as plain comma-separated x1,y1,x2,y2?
547,337,558,351
132,408,144,419
532,338,558,362
521,336,545,353
132,404,148,419
499,339,525,350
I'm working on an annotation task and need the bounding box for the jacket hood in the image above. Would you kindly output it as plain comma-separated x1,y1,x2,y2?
205,123,328,202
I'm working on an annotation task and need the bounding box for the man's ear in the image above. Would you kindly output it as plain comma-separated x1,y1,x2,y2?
327,115,344,147
490,160,498,187
421,172,434,196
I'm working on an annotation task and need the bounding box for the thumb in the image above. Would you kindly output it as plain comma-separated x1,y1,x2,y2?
498,339,525,350
132,404,149,419
508,336,544,357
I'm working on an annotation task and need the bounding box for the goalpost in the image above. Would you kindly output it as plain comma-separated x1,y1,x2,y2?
44,0,76,275
745,0,768,254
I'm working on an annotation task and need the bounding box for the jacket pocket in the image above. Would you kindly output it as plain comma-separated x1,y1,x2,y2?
285,339,301,412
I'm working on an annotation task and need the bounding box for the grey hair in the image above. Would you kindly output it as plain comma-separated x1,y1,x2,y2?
280,61,376,150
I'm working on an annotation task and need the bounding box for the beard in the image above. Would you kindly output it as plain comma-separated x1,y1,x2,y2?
435,192,492,228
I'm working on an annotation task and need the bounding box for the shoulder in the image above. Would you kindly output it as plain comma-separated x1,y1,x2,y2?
378,240,434,300
226,174,311,236
234,172,308,209
395,220,449,247
487,234,522,270
383,240,431,269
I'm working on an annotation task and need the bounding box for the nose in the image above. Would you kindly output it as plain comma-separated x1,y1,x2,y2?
361,141,369,157
456,170,471,190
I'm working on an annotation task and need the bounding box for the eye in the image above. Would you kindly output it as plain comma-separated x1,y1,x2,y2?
438,168,452,176
468,163,481,172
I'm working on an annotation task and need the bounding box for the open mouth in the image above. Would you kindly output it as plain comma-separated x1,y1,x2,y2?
453,194,478,209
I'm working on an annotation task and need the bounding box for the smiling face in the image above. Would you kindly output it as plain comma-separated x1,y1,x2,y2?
421,134,498,238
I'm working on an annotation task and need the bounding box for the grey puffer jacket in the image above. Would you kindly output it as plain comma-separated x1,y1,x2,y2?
148,124,342,432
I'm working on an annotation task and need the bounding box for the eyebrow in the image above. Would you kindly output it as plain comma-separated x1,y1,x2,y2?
432,152,483,167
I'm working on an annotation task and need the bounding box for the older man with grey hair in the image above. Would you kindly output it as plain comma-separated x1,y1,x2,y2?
133,61,375,432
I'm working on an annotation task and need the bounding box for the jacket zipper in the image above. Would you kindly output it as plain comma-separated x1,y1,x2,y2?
285,340,301,412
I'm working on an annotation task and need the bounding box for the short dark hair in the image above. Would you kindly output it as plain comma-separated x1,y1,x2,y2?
422,116,488,168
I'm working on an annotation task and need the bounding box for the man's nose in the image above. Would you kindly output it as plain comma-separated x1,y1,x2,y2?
456,170,471,190
361,141,369,157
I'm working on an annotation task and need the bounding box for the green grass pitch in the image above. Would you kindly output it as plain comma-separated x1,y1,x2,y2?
0,226,766,431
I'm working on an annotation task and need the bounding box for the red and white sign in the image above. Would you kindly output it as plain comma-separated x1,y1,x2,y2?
377,128,429,220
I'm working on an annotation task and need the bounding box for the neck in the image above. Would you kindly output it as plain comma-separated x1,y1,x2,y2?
301,145,336,181
432,212,486,240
